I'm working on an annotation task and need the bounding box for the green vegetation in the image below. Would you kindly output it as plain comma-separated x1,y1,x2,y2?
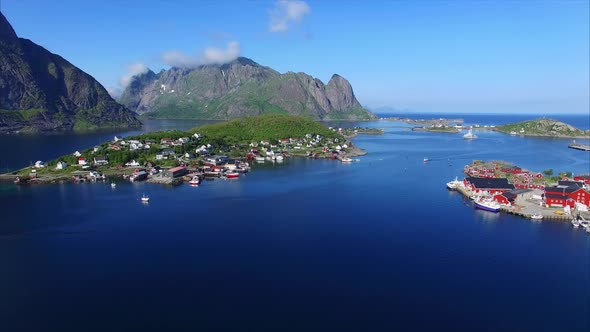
543,169,554,176
191,114,342,142
497,119,589,138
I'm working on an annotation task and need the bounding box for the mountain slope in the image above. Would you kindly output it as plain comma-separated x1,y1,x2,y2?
0,12,140,132
119,57,376,120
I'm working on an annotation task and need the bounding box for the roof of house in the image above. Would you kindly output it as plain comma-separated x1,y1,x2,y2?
500,188,532,200
168,166,186,173
558,180,584,188
466,177,515,190
545,185,583,194
545,193,574,200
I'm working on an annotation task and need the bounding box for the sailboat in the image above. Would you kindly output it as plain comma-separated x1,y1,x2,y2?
463,128,477,139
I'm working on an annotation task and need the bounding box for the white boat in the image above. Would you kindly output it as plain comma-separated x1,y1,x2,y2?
530,214,543,220
110,183,116,188
275,155,284,161
463,128,477,139
474,198,500,212
510,131,517,136
188,176,200,186
140,194,149,203
341,157,353,163
571,219,580,227
255,156,265,162
446,177,461,190
423,158,429,163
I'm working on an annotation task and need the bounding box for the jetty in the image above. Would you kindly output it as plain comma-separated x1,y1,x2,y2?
568,143,590,151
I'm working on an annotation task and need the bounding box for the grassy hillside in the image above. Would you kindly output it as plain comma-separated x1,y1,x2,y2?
191,114,342,143
497,118,589,138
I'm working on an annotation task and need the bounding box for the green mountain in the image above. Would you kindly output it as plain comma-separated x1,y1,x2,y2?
119,57,376,121
0,12,140,132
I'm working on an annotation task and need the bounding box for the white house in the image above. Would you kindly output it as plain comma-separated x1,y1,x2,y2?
125,160,140,167
78,157,87,165
156,153,164,160
94,156,108,166
56,161,67,170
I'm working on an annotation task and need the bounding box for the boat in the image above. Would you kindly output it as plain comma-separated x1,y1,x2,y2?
571,219,580,227
530,214,543,220
423,158,429,163
140,194,149,203
225,172,239,179
188,176,200,186
474,198,500,212
255,156,265,162
446,177,461,190
111,183,116,188
341,157,353,163
463,128,477,139
275,155,284,162
509,131,517,136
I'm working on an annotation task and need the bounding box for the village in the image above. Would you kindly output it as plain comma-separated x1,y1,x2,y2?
5,125,371,187
448,160,590,233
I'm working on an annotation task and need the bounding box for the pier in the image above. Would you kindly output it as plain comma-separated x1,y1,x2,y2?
568,143,590,151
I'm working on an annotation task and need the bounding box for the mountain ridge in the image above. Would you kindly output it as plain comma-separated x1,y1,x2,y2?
119,57,376,121
0,12,140,132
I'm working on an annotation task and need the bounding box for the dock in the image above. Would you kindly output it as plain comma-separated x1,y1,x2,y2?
568,143,590,151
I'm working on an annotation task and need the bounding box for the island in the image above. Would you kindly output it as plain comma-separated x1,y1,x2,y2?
495,118,590,139
0,115,368,185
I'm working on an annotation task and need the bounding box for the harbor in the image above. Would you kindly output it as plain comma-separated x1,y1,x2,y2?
448,160,590,232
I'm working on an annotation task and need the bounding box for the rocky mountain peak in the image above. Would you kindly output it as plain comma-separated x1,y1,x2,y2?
0,12,18,41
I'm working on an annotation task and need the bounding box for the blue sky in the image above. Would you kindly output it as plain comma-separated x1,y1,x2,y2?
3,0,589,114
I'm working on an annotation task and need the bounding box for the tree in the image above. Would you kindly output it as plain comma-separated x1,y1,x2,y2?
543,169,553,176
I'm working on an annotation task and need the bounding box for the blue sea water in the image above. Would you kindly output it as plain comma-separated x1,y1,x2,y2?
0,116,589,331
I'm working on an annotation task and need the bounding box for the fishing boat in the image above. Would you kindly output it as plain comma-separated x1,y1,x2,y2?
530,214,543,220
474,198,500,212
446,177,461,190
140,194,149,203
188,176,200,186
463,128,477,139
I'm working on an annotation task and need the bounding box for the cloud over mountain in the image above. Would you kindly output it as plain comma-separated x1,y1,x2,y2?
269,0,310,32
162,41,241,68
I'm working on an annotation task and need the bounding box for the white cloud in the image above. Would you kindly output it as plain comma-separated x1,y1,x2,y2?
118,62,149,88
269,0,310,32
162,41,241,68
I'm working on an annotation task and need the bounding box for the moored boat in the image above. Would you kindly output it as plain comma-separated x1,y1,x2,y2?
446,177,461,190
474,199,500,212
530,214,543,220
341,157,353,163
571,219,580,227
188,176,200,186
225,172,239,179
140,194,149,203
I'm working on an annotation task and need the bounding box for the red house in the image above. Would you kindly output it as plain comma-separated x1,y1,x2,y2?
545,181,590,207
464,177,515,195
573,175,590,185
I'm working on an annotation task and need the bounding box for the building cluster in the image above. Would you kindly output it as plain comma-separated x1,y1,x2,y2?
462,163,590,210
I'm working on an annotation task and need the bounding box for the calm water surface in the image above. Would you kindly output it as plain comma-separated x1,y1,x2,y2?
0,116,589,331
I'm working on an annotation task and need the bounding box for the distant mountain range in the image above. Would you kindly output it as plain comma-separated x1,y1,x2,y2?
0,12,140,132
119,57,376,121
